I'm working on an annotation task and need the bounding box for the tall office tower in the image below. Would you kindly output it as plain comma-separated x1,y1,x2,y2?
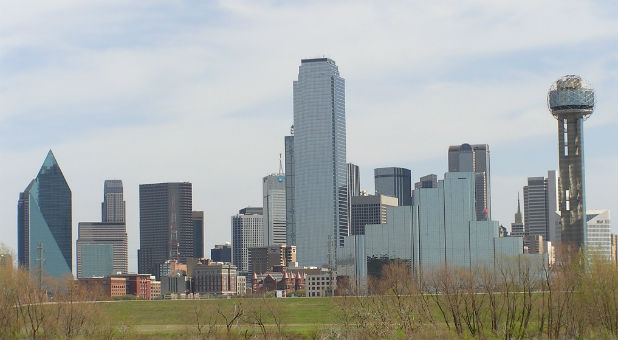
102,180,125,223
76,222,128,278
374,167,412,206
293,57,348,265
586,210,611,259
138,182,192,278
263,173,286,246
284,131,295,246
231,207,264,273
192,211,204,258
414,174,438,189
548,75,594,248
211,243,232,263
510,195,525,236
17,150,72,278
350,194,398,235
448,143,491,220
347,163,360,236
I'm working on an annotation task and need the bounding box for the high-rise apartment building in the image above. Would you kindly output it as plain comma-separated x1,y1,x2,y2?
138,182,193,278
263,173,286,246
211,243,232,263
374,167,412,206
231,207,264,273
448,143,491,220
350,194,398,235
293,57,348,265
522,171,559,242
192,211,204,258
548,75,594,248
102,180,125,223
18,150,72,278
76,222,128,278
284,132,295,246
586,210,611,259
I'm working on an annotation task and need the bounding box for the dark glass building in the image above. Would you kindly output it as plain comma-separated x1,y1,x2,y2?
138,182,192,278
192,211,204,258
18,150,72,278
374,167,412,206
211,243,232,263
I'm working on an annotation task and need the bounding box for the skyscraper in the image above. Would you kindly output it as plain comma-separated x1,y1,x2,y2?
350,194,398,235
211,243,232,263
263,173,286,246
192,211,204,258
347,163,360,236
293,57,348,266
548,75,594,248
448,143,491,220
76,222,128,278
17,150,72,278
102,180,125,223
586,210,611,259
284,131,295,246
138,182,192,278
231,207,264,273
523,171,558,241
374,167,412,206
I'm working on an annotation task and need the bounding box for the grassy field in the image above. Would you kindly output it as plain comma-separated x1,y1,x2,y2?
98,297,338,338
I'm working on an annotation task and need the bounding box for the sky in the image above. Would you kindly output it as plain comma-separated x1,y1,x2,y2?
0,0,616,272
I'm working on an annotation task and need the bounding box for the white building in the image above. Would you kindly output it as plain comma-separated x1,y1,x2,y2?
263,174,287,246
586,210,611,259
306,270,336,297
232,208,264,273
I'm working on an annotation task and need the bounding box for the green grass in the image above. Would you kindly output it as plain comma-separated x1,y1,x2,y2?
100,297,336,326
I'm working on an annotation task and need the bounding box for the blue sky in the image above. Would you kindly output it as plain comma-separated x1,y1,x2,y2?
1,0,616,271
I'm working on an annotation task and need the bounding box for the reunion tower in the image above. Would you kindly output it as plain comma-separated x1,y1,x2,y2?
548,75,594,248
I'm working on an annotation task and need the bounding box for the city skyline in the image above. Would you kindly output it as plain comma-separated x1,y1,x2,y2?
1,1,617,272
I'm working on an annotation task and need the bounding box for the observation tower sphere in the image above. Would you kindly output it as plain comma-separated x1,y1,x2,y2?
547,75,594,249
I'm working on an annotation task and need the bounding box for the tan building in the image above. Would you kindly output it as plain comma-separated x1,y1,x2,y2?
192,259,237,296
611,233,617,266
248,244,296,275
150,276,161,300
306,271,336,297
237,275,247,296
350,194,398,235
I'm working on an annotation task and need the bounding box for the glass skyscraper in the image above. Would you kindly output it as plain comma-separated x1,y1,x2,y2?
374,167,412,206
18,150,72,278
263,173,286,246
102,180,125,223
293,58,348,266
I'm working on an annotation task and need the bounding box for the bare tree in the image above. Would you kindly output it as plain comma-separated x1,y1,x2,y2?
217,302,244,335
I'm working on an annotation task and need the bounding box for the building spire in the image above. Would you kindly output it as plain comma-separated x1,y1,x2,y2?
514,193,523,224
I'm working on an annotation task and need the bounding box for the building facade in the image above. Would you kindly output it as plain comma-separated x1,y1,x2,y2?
284,132,296,246
350,194,398,235
192,211,204,258
263,174,287,246
293,57,348,265
138,182,193,278
248,244,296,275
211,243,232,263
231,207,264,273
448,143,491,220
586,210,611,259
523,171,559,243
374,167,412,206
102,180,125,223
192,260,237,295
18,150,72,278
76,222,128,278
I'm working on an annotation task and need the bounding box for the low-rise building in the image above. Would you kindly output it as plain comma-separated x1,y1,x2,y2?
306,271,336,297
150,276,161,300
248,244,296,276
192,259,237,296
237,275,247,296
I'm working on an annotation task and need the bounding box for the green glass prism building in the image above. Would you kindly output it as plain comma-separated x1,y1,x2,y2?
18,150,72,278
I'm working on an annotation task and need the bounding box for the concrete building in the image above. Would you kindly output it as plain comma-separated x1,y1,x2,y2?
586,210,611,259
548,75,594,248
306,271,336,297
374,167,412,207
414,174,438,190
161,272,187,295
138,182,193,278
284,130,296,246
232,207,264,273
192,211,204,258
237,276,247,296
211,243,232,263
263,173,286,246
448,143,491,221
76,222,128,278
102,180,125,223
350,194,398,235
293,57,348,264
150,276,161,300
611,233,617,265
192,259,237,296
248,244,296,275
18,150,72,278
